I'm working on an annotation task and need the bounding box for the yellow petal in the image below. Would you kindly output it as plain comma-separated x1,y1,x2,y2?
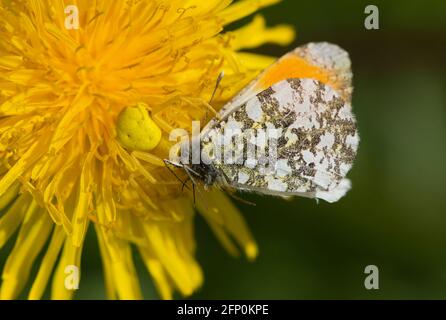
96,225,143,300
51,231,87,300
138,248,173,300
218,0,281,25
0,181,20,211
197,190,258,261
1,202,52,300
0,193,31,248
231,15,295,50
28,227,66,300
0,56,23,69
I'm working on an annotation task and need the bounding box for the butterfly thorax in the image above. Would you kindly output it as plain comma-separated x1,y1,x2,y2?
189,162,222,188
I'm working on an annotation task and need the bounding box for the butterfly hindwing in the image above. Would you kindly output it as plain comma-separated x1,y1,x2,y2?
201,78,359,202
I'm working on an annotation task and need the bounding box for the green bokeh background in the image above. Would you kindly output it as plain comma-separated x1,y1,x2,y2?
1,0,446,299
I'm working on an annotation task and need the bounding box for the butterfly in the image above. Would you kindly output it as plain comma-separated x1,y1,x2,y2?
169,42,359,203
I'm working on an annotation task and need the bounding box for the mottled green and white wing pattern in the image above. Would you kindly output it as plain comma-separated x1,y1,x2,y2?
201,78,359,203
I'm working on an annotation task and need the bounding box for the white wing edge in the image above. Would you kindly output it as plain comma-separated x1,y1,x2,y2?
315,178,352,203
226,178,352,203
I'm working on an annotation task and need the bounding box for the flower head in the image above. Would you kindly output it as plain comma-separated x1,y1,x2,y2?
0,0,294,299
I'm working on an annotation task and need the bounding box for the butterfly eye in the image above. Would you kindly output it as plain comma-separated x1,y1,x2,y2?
116,103,162,151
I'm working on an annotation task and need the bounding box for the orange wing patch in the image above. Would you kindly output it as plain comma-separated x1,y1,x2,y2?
204,42,353,134
255,42,353,102
256,55,331,92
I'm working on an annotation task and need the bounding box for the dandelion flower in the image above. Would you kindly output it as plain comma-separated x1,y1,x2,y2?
0,0,294,299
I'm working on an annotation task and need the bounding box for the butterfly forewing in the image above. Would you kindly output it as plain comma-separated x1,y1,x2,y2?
202,42,353,138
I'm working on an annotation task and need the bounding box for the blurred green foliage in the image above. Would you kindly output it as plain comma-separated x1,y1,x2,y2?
1,0,445,299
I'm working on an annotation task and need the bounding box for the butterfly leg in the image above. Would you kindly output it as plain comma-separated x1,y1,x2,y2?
163,159,191,191
224,188,257,206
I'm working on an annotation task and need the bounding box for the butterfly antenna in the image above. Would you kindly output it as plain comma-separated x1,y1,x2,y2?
204,71,225,124
209,71,225,104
